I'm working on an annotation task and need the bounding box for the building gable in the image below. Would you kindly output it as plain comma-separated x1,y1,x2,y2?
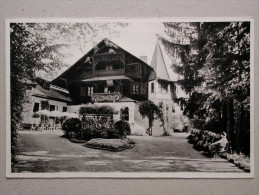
51,38,155,88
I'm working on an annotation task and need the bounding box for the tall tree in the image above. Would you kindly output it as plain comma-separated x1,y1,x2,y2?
160,22,250,154
10,22,127,170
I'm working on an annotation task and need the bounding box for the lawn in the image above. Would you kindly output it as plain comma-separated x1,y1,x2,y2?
14,131,243,172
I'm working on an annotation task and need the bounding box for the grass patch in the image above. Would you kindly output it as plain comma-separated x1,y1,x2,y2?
84,138,135,152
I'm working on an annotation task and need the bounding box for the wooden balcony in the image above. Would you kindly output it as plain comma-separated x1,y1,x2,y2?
92,53,125,64
91,92,122,103
79,71,92,79
93,69,124,77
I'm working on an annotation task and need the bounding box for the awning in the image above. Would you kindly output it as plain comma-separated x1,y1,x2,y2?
82,75,134,82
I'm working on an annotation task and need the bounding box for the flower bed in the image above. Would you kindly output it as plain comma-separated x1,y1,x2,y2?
84,138,135,152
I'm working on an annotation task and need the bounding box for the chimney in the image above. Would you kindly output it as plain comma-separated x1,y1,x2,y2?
139,56,148,64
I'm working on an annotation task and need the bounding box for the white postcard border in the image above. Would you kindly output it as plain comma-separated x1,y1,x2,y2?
6,17,255,178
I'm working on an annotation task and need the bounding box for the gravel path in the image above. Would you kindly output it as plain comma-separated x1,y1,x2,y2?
14,131,243,173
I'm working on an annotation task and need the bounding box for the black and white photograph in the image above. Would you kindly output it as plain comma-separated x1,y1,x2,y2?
6,18,253,178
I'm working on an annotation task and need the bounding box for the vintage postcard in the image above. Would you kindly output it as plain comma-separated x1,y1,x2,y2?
6,18,254,178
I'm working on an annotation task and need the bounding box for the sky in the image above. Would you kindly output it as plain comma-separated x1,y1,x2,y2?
37,21,181,82
112,22,166,64
65,22,167,65
62,22,178,80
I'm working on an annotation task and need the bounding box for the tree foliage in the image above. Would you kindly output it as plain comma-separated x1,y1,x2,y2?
138,100,164,135
10,22,127,170
160,22,250,155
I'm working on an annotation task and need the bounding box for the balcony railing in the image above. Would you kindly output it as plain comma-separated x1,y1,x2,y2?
93,69,124,77
92,53,125,64
91,92,122,103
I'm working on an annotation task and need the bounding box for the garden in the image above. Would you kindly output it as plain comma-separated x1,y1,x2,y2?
62,105,134,152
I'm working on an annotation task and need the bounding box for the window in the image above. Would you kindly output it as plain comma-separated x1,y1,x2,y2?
151,82,154,93
121,107,129,121
33,102,39,112
50,105,55,111
87,87,94,96
41,101,49,110
63,107,67,112
132,84,140,95
162,83,168,93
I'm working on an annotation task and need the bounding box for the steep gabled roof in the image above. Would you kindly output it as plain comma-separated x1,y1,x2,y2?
150,41,171,81
51,38,155,87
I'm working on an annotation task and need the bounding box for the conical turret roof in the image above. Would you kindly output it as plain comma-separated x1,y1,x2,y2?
150,40,171,81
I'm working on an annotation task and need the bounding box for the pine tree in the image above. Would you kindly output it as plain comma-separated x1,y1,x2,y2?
160,22,250,154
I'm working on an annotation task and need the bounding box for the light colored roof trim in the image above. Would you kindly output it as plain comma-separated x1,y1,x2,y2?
82,75,134,82
50,84,69,94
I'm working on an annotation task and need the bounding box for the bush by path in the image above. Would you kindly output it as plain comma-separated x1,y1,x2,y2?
187,129,250,172
187,129,221,157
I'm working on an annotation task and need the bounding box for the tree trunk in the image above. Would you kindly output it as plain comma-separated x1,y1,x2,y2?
222,99,228,134
236,103,244,154
227,97,236,151
148,112,154,136
216,101,223,133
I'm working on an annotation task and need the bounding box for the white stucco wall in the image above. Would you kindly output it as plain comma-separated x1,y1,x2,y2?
148,80,172,101
22,93,68,125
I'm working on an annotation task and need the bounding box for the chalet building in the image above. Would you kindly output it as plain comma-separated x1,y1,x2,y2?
24,38,186,135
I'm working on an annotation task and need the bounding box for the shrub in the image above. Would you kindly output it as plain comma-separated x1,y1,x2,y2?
187,129,222,157
78,105,118,140
80,118,112,140
79,105,118,115
62,118,82,138
111,120,131,139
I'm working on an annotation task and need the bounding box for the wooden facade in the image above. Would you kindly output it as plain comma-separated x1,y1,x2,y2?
51,39,156,104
